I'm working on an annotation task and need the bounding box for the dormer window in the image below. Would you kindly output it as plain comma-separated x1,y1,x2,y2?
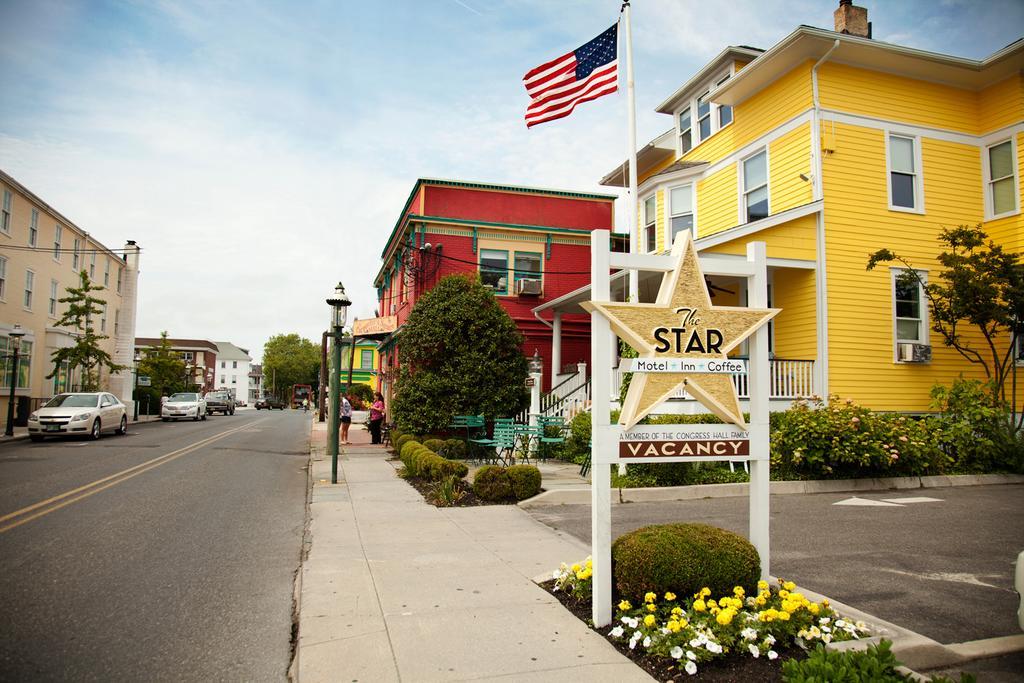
679,108,692,155
697,92,711,140
675,68,735,156
716,74,732,127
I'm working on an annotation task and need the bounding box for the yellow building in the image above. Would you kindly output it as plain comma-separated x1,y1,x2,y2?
1,170,141,424
596,3,1022,412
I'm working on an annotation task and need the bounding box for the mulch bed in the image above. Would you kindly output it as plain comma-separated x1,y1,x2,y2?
540,580,806,682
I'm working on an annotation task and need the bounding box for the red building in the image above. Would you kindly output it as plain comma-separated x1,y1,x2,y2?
372,178,616,398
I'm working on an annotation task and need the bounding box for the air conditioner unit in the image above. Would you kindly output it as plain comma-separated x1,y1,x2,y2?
516,278,542,296
898,343,931,363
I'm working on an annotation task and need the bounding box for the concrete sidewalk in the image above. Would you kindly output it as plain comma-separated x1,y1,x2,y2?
295,420,650,682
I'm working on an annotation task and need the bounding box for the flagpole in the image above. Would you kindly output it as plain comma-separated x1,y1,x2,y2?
622,1,639,303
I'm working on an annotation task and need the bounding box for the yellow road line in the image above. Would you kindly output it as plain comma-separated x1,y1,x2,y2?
0,418,268,534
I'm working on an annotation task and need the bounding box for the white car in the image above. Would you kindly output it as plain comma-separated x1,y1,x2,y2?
162,392,207,421
28,392,128,441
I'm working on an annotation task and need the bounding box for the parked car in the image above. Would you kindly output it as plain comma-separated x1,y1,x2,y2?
28,392,128,441
255,395,286,410
162,392,207,421
204,390,236,415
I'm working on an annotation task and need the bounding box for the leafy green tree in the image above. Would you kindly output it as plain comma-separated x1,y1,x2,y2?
262,333,321,398
867,224,1023,431
138,331,186,397
48,270,123,391
392,274,529,433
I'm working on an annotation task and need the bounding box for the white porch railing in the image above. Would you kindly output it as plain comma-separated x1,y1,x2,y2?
518,373,592,423
611,358,815,401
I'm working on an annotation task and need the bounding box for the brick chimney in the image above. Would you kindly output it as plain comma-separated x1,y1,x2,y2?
834,0,871,38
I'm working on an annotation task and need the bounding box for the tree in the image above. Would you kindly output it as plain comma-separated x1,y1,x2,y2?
867,225,1023,430
262,334,321,398
392,274,529,433
48,270,123,391
138,331,186,397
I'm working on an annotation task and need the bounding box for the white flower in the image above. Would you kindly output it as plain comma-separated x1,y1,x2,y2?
670,646,683,660
684,660,698,675
819,617,831,626
552,569,561,579
643,636,652,648
610,626,624,638
821,625,831,633
748,644,760,657
835,619,847,628
634,630,643,640
741,628,757,641
689,637,704,648
767,650,778,660
660,628,670,635
855,620,867,630
706,641,723,654
765,634,776,646
822,634,832,644
626,617,639,629
620,616,631,625
628,636,639,650
686,650,697,661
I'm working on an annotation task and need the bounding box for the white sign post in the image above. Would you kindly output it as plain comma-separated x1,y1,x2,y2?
587,230,774,627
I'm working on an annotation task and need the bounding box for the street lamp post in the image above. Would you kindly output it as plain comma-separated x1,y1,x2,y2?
133,350,141,421
184,363,194,391
4,324,26,437
326,282,352,484
527,349,543,456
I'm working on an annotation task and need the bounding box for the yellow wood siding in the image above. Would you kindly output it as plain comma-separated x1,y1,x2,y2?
771,268,817,361
683,62,813,166
819,62,978,134
768,123,813,213
978,74,1024,134
696,165,737,236
639,155,682,185
822,120,1021,410
702,214,818,261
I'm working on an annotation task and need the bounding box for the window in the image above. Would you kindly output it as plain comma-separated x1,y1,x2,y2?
669,184,693,242
1016,330,1024,365
180,351,194,361
360,349,374,369
29,209,38,247
89,251,96,280
742,150,769,222
513,251,542,287
73,238,81,270
117,266,123,294
100,303,107,333
23,270,34,309
221,361,226,369
888,134,921,211
479,249,509,294
0,189,10,234
114,309,120,335
0,336,32,389
987,140,1017,217
678,107,692,155
232,361,237,369
0,256,6,300
716,74,733,127
696,91,712,141
893,270,927,344
104,259,110,286
51,359,71,395
231,376,236,384
49,279,58,317
644,195,657,252
221,375,226,384
53,224,62,260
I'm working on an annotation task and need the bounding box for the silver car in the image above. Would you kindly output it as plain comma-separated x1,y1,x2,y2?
28,392,129,441
161,392,207,422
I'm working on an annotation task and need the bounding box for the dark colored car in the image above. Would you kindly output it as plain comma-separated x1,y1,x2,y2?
205,390,236,415
255,396,286,410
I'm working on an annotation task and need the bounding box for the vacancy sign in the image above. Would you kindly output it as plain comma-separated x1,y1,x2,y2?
611,424,750,463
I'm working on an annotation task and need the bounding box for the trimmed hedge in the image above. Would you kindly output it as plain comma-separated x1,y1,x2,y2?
423,438,445,453
507,465,542,500
400,441,468,482
611,523,760,603
472,465,513,501
439,438,467,460
394,434,419,454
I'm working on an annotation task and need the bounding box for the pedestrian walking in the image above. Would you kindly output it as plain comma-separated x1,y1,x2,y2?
369,392,385,444
340,394,352,444
302,397,309,413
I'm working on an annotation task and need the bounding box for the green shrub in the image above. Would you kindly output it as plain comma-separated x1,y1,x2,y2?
439,438,467,459
473,465,513,501
507,464,542,500
562,411,592,465
931,378,1023,473
781,641,907,682
429,457,468,481
399,441,467,482
613,462,749,488
430,475,467,507
423,438,445,453
611,523,760,603
395,434,420,454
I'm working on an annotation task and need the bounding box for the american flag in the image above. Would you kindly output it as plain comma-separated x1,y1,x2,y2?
523,24,618,128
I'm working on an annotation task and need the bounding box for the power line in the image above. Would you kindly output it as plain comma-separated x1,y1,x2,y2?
0,244,141,255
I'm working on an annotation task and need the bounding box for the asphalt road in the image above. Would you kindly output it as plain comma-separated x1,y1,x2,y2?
0,409,310,682
527,484,1024,644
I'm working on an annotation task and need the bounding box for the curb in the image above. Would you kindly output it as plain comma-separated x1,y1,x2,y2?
518,473,1024,507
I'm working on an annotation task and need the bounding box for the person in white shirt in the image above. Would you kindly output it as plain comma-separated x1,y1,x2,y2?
340,394,353,444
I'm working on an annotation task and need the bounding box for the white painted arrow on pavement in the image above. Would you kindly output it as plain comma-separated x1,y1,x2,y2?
833,497,904,507
881,497,943,504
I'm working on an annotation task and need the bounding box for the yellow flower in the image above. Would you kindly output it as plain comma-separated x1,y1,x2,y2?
671,607,684,616
779,589,789,598
808,603,820,615
664,592,676,601
571,563,581,572
733,586,745,597
756,595,767,606
700,587,711,598
757,580,769,591
707,599,717,608
822,599,830,608
778,611,791,621
693,599,706,612
618,600,632,611
644,614,656,627
716,608,736,626
783,581,796,591
644,592,657,603
585,558,593,567
667,620,681,633
647,604,657,613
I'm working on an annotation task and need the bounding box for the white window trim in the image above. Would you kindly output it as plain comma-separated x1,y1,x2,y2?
642,193,658,253
674,65,736,157
0,189,11,236
890,268,930,363
53,224,62,262
738,147,771,225
29,209,38,247
666,183,696,245
0,255,6,302
24,268,35,311
885,131,926,215
982,137,1020,220
49,279,59,318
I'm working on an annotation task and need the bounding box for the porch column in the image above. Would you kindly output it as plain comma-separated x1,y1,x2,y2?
551,311,562,388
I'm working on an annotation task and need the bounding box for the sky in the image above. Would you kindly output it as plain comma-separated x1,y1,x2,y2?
1,0,1021,362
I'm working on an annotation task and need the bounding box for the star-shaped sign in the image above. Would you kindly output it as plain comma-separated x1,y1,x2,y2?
582,233,779,429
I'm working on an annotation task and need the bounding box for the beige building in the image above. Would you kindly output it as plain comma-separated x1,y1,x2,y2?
1,169,141,425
